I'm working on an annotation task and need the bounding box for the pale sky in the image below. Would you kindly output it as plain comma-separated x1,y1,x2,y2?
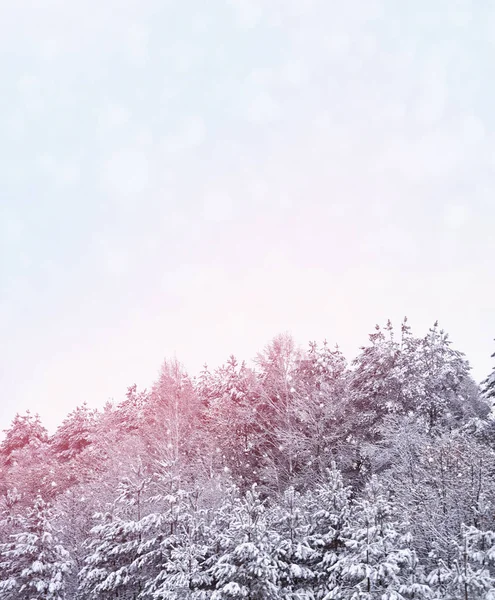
1,0,494,433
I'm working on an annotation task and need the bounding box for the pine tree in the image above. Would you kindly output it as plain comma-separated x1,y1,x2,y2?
396,531,432,599
121,464,220,600
196,364,216,410
208,485,280,600
206,356,265,490
2,435,58,507
0,489,23,554
115,385,149,437
78,464,152,599
0,412,56,506
298,340,348,395
349,322,402,439
344,321,406,484
50,404,100,493
0,496,72,600
51,404,96,462
144,488,213,599
426,556,452,600
1,412,49,465
336,476,412,599
306,464,352,599
52,485,98,599
416,322,471,429
272,486,316,598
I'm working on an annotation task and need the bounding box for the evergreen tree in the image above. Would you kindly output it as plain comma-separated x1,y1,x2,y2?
115,385,149,437
78,464,152,599
0,496,72,600
126,465,221,599
1,412,49,464
206,356,265,491
292,342,349,484
306,464,352,599
396,532,432,599
0,488,22,546
349,321,402,440
336,476,412,599
3,434,58,507
144,488,213,599
51,404,96,462
196,364,216,410
0,412,54,505
272,486,316,599
208,485,280,600
52,485,98,599
416,322,472,429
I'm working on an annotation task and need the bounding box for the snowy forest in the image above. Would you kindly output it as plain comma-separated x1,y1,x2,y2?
1,319,495,600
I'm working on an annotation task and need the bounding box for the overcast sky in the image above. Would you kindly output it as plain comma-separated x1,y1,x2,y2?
1,0,494,433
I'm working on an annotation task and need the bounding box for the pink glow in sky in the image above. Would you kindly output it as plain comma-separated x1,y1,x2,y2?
1,0,494,433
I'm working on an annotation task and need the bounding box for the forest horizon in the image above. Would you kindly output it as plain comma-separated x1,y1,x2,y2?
1,317,495,598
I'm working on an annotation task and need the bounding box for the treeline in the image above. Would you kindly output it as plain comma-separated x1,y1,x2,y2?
0,319,494,599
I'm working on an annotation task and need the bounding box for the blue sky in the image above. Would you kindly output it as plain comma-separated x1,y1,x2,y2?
1,0,494,432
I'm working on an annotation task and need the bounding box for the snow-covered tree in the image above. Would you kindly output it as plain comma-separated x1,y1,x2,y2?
272,486,316,598
306,464,352,599
348,321,403,441
208,485,280,600
297,340,348,395
78,463,152,599
115,384,149,437
429,524,495,600
0,489,22,546
380,428,495,572
2,324,495,600
143,488,213,599
256,333,304,490
195,364,216,410
52,484,99,599
51,404,96,462
0,412,57,506
335,476,413,599
2,436,58,507
206,356,265,490
415,322,472,429
1,412,49,464
0,496,72,600
396,532,432,599
146,359,203,478
292,342,349,484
